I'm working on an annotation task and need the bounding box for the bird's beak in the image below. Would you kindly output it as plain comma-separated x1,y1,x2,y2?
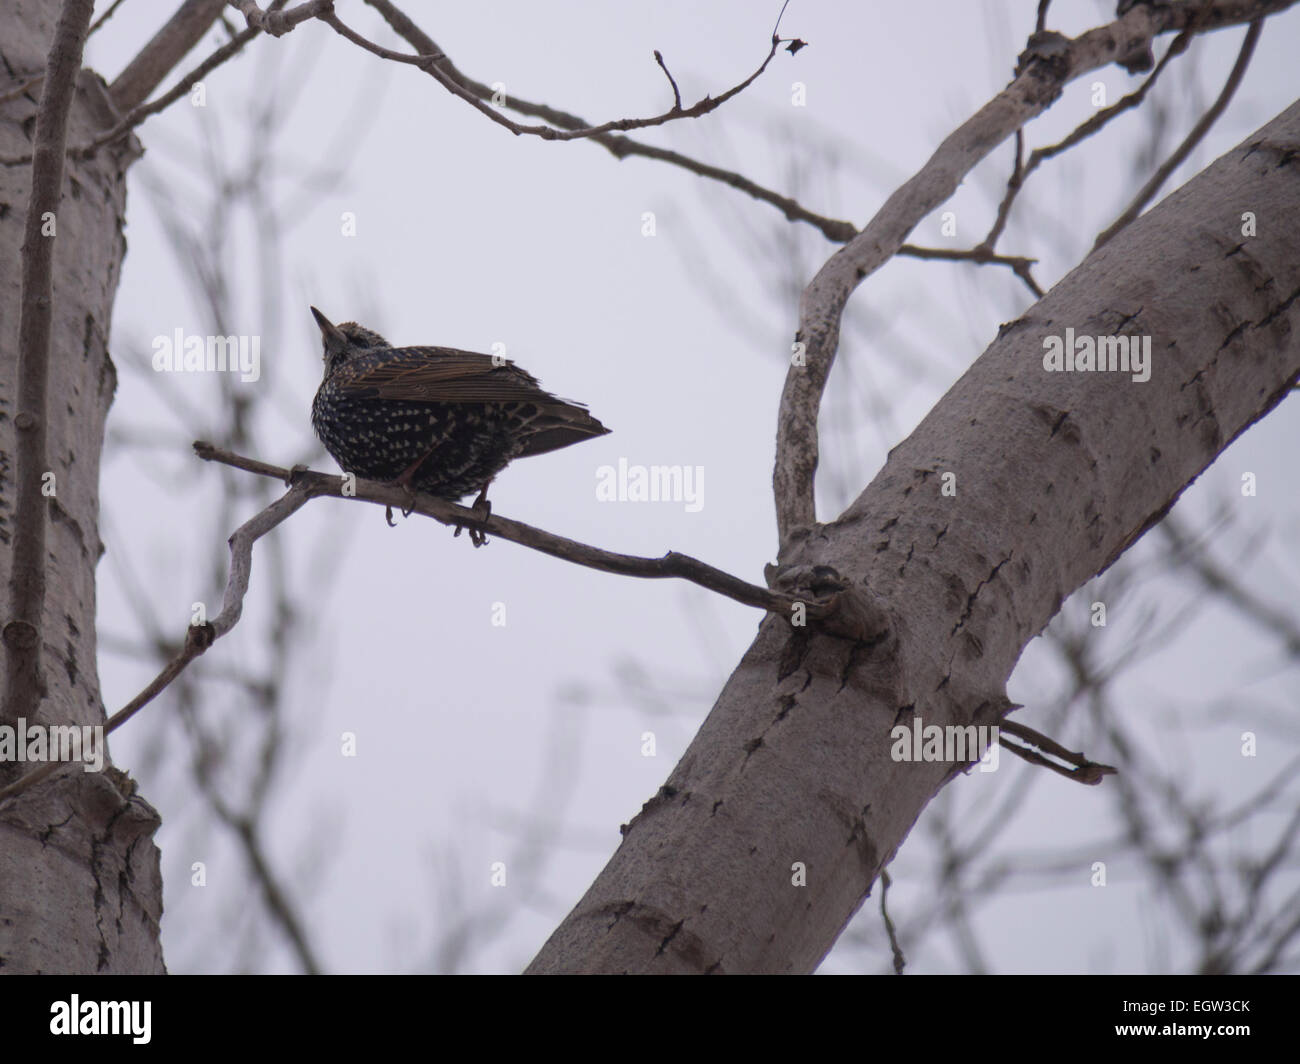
311,306,349,363
311,305,343,343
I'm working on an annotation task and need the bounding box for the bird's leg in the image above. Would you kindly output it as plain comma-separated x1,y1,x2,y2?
453,481,493,548
392,448,438,518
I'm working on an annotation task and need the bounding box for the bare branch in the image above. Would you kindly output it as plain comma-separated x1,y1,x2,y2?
772,0,1295,544
1160,513,1300,657
227,0,327,37
653,50,682,111
363,0,857,241
0,478,316,805
0,419,839,805
109,0,229,112
879,868,907,975
2,0,96,760
979,22,1199,253
87,0,131,39
997,719,1118,784
977,128,1024,253
316,10,442,65
192,442,830,619
898,243,1043,298
322,5,797,144
0,3,279,166
0,73,44,105
82,18,267,158
232,817,323,972
1094,18,1263,250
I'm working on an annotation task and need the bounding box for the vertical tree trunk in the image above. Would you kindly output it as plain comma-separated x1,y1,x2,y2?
0,0,163,974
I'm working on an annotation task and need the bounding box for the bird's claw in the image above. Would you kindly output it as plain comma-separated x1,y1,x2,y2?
285,463,309,487
453,496,492,548
384,483,419,526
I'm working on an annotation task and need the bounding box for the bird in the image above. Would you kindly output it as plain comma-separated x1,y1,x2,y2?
309,307,609,543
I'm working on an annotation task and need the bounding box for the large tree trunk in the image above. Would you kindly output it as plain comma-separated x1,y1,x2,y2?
527,100,1300,974
0,1,164,974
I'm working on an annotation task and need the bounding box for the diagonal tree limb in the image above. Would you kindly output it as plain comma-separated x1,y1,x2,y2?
109,0,231,112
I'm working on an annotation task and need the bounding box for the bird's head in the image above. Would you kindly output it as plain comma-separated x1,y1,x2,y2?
311,307,390,374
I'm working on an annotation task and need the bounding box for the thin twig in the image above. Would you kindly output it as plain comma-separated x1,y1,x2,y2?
978,128,1023,254
323,5,796,144
84,20,265,157
998,719,1118,784
0,73,45,106
899,243,1042,298
316,10,442,64
653,50,682,111
363,0,855,241
1093,18,1263,250
88,0,130,38
109,0,231,112
879,868,907,975
979,20,1200,253
228,0,327,37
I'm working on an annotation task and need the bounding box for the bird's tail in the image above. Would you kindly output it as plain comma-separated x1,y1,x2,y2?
518,401,611,457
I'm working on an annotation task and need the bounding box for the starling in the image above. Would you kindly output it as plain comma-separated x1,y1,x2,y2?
309,307,609,540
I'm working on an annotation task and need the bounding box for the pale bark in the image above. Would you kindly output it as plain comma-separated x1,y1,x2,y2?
0,0,163,974
527,101,1300,974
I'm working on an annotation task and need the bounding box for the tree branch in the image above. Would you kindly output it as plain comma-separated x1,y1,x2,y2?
980,11,1209,255
772,0,1296,545
997,718,1118,784
109,0,230,113
360,0,858,241
1093,18,1263,250
0,482,316,805
898,243,1042,298
228,0,327,37
86,20,268,159
319,4,798,143
0,2,281,166
192,442,830,619
0,425,842,805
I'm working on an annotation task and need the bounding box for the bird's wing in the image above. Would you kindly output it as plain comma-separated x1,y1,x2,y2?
340,346,610,446
339,346,565,404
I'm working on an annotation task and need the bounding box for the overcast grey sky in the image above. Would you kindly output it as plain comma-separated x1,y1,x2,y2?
84,1,1300,973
